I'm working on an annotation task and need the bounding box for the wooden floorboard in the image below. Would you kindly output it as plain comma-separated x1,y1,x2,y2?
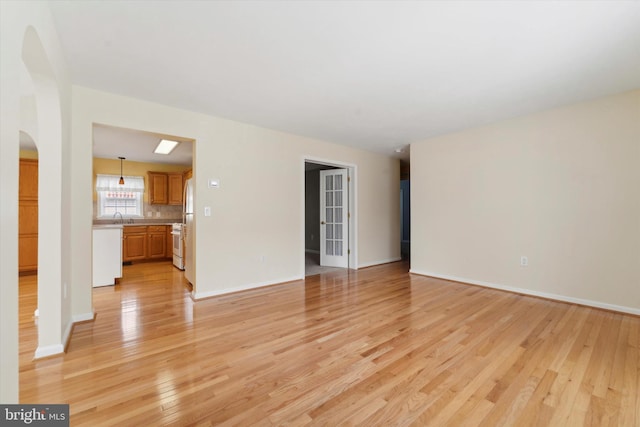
18,261,639,426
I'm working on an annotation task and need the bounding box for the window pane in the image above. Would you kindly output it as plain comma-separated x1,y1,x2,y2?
326,208,333,223
326,224,333,239
98,190,143,218
326,241,334,256
335,190,342,207
326,191,333,207
335,240,343,256
335,208,343,224
326,175,333,190
335,174,342,190
335,224,343,239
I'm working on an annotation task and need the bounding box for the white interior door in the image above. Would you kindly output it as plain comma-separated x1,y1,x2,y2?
320,169,349,268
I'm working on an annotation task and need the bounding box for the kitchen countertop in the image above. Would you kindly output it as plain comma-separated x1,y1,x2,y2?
92,224,124,229
93,220,181,227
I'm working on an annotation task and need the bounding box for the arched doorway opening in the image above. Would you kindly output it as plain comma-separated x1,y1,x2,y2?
21,26,65,359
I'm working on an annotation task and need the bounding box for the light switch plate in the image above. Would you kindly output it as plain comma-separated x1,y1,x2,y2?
204,206,211,217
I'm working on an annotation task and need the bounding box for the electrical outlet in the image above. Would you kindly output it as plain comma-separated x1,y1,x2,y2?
520,256,528,267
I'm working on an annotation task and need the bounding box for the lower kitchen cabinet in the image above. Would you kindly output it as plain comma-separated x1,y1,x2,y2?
19,235,38,272
122,225,172,263
147,226,167,259
123,226,147,261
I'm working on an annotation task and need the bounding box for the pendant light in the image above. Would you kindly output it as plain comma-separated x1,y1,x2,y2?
118,157,125,185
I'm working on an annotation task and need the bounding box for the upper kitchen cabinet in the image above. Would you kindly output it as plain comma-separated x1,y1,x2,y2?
148,172,168,204
167,173,183,205
148,171,183,205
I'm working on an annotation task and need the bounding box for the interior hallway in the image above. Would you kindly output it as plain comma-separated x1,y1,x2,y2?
305,251,346,276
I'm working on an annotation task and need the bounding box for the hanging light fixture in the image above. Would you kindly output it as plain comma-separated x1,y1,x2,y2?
118,156,125,185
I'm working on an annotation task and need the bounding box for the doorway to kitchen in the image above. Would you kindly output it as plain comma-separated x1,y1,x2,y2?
303,158,357,276
91,124,194,287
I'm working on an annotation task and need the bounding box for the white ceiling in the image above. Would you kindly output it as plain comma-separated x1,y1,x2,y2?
92,124,193,166
48,1,640,162
20,121,194,166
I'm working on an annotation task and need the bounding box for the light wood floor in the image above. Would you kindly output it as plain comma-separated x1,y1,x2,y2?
19,261,639,426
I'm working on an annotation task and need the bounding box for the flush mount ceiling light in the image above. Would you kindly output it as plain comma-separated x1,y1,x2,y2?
394,147,404,153
118,156,125,185
154,139,180,155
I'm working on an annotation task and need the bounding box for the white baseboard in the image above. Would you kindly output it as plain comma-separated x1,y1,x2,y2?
33,311,96,360
34,343,64,359
358,257,402,269
62,320,73,351
305,249,320,254
192,275,304,300
72,311,95,323
409,269,640,316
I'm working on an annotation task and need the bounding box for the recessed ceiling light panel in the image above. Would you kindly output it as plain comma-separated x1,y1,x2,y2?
154,139,180,155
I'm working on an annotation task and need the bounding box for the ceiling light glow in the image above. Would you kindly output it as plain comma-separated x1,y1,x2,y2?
154,139,180,155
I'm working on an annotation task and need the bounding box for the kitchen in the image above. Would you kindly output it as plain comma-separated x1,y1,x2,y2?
90,124,194,288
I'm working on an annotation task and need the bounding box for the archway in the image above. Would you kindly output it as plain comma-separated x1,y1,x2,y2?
21,26,65,359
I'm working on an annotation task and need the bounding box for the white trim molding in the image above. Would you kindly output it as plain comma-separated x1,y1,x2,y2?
410,269,640,316
358,257,403,269
33,311,96,360
34,344,64,359
72,311,95,323
191,276,304,300
302,156,358,274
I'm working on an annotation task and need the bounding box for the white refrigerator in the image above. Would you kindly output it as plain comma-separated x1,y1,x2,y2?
183,178,194,285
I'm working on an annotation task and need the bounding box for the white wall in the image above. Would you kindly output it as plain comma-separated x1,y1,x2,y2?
0,0,72,402
71,86,400,304
411,90,640,313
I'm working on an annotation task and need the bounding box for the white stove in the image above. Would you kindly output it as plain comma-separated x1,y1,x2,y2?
171,223,184,270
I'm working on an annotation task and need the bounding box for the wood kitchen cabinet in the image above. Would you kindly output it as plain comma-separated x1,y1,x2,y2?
147,226,166,259
148,171,184,205
148,172,168,204
168,173,183,205
19,159,38,200
19,159,38,273
123,226,147,261
123,225,173,263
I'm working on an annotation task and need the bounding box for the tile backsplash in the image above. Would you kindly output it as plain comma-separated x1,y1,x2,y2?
93,201,182,221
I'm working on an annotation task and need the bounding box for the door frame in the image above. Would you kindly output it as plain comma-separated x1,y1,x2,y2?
302,156,357,274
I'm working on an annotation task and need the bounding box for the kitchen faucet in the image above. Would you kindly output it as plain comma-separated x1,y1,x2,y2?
113,212,124,224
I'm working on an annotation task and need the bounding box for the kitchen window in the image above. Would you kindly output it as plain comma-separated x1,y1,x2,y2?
96,174,145,218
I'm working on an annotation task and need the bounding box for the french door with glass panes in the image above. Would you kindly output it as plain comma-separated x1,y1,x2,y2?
320,169,349,268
